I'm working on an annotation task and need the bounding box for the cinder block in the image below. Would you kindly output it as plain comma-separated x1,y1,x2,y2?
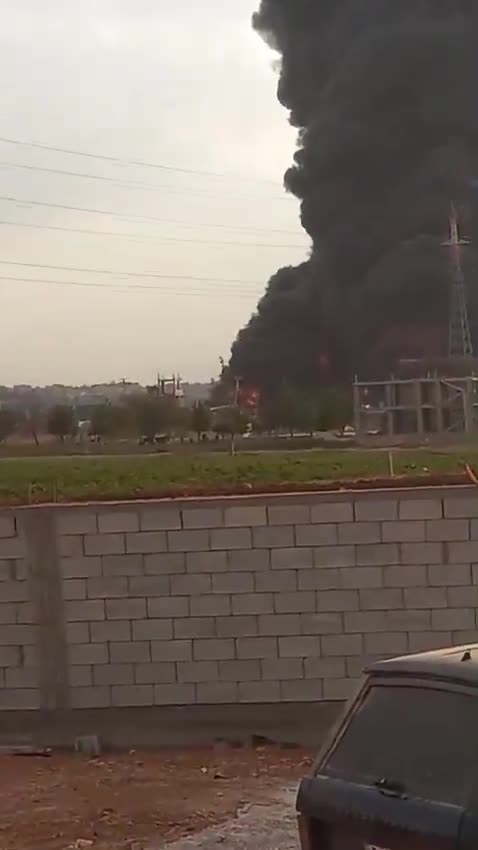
225,505,267,527
170,574,211,596
238,681,280,703
384,565,427,587
63,579,87,601
300,613,342,635
404,587,447,609
190,595,231,617
258,614,301,636
148,597,188,618
255,570,297,592
322,634,363,656
311,502,353,524
140,508,182,531
0,646,21,666
110,641,150,663
304,658,345,679
70,666,92,687
145,553,185,575
296,525,337,547
274,592,316,614
340,567,383,589
105,598,146,620
5,667,38,688
399,499,442,520
128,576,170,597
387,609,431,632
216,616,257,638
182,507,223,529
0,690,41,710
193,638,235,660
0,624,35,646
58,536,84,558
281,679,323,702
174,617,216,639
61,556,102,578
452,630,478,645
0,580,29,603
177,661,219,683
98,511,139,533
316,590,359,612
338,523,381,546
298,569,341,591
154,684,195,705
0,560,14,581
408,632,452,652
84,534,125,556
94,664,134,685
426,519,469,541
111,685,154,706
278,636,319,658
103,554,144,577
65,600,105,622
212,573,254,594
356,544,399,567
66,622,90,644
23,645,38,666
343,657,371,678
323,679,360,701
71,687,110,708
364,632,408,655
132,619,173,641
232,594,273,616
237,637,277,659
87,577,128,598
382,521,425,543
269,504,310,525
359,588,403,610
0,537,24,559
0,516,15,537
57,511,97,535
90,620,130,642
314,546,355,569
428,564,471,586
271,548,314,570
186,552,227,574
69,643,108,665
355,500,398,522
135,663,176,684
253,526,294,549
448,586,478,607
197,683,238,704
16,603,35,624
469,520,478,540
448,542,478,563
432,608,475,631
344,611,388,633
219,659,261,681
227,550,270,572
210,528,252,551
444,497,478,518
126,532,167,554
169,529,210,552
151,640,192,662
401,542,443,564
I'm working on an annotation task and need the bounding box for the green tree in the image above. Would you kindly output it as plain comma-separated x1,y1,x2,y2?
213,406,249,455
90,404,126,439
0,409,16,443
47,405,75,442
262,385,319,436
191,402,211,441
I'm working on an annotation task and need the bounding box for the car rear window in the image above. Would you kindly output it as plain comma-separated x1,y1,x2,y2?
321,682,478,807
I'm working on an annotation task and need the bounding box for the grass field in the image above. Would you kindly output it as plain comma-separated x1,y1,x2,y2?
0,449,475,504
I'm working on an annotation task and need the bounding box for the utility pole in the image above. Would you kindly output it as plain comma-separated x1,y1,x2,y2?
442,203,473,359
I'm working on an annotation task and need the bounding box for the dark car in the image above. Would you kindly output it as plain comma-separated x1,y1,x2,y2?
297,645,478,849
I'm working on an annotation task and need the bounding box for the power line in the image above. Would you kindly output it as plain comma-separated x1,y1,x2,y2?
0,274,262,299
0,135,283,187
0,217,307,251
0,194,299,236
0,259,262,287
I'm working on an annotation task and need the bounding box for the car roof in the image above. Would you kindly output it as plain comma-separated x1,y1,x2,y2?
367,644,478,686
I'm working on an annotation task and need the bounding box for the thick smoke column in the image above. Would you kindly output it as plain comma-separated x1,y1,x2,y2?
231,1,478,390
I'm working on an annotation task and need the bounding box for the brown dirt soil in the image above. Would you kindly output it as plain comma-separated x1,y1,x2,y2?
0,747,311,850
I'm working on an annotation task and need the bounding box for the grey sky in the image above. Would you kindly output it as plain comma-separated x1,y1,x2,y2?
0,0,308,386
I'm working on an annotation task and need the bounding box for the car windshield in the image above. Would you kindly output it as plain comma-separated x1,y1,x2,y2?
321,682,478,807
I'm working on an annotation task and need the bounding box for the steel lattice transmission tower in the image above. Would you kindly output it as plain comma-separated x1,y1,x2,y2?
442,203,473,358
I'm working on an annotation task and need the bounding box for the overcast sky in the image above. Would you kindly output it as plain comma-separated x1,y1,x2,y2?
0,0,308,386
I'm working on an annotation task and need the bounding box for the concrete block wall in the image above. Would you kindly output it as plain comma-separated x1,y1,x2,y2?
2,488,478,713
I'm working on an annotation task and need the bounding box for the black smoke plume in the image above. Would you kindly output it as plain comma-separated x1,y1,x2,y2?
230,1,478,391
